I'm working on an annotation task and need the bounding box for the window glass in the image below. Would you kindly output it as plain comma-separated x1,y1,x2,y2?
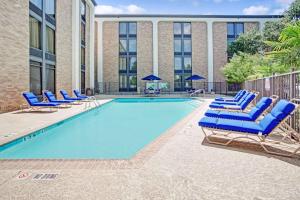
81,71,85,93
129,57,137,71
128,39,136,52
129,23,137,35
81,22,85,43
45,65,55,94
236,23,244,36
46,26,55,54
183,39,191,52
119,23,127,35
174,75,182,89
129,75,137,89
81,0,86,18
81,47,85,66
183,23,191,35
30,62,42,95
119,57,127,71
227,23,234,36
30,16,42,49
174,39,181,53
119,75,127,89
174,57,182,70
174,23,181,35
45,0,55,18
30,0,42,9
119,40,127,52
184,57,192,70
184,74,192,88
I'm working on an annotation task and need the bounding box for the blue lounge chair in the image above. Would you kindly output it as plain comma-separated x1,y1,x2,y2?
209,92,257,111
211,91,250,105
22,92,60,112
73,89,97,101
205,97,274,121
44,91,74,106
60,90,83,101
215,90,246,102
199,99,299,157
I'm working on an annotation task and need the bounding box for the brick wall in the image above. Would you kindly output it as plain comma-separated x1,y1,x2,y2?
213,22,227,82
85,3,91,90
56,0,73,98
102,21,119,92
192,22,208,82
0,1,29,112
137,21,153,90
158,22,174,91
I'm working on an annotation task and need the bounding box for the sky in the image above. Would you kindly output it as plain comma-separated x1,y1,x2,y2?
95,0,294,15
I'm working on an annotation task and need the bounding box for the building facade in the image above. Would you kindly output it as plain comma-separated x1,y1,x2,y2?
0,0,96,112
95,15,281,93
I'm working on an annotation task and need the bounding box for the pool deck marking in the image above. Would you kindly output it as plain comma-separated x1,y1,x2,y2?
0,99,113,146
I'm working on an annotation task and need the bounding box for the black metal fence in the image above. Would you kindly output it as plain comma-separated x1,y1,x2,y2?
94,81,242,95
244,70,300,133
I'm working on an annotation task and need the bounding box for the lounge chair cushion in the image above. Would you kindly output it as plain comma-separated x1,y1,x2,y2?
60,90,82,101
44,91,74,103
215,90,246,102
199,117,262,134
74,90,89,99
23,92,60,106
247,97,272,120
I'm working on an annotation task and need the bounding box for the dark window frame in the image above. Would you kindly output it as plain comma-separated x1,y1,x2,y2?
119,22,137,92
173,22,192,92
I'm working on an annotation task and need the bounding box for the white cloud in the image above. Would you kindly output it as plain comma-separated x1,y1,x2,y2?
272,8,286,14
95,4,146,14
243,5,270,15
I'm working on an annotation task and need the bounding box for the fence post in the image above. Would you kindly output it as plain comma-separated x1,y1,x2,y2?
290,68,295,99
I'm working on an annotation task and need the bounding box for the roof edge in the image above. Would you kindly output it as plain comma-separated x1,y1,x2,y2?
95,14,283,19
91,0,97,6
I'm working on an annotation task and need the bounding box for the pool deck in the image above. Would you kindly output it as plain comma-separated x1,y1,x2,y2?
0,96,300,200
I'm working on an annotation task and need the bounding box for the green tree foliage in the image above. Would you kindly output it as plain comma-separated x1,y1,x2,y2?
228,30,265,55
284,0,300,20
266,22,300,69
263,21,285,42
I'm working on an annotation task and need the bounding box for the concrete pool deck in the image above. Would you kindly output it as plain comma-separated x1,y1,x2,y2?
0,97,299,199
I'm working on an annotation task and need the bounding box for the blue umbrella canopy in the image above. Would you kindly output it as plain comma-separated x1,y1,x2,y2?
185,74,205,81
142,74,162,81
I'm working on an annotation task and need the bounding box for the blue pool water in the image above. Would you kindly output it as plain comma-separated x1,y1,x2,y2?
0,98,200,159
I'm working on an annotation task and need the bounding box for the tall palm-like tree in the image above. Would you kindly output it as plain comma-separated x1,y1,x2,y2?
265,22,300,69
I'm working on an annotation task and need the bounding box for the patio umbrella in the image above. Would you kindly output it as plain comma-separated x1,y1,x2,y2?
185,74,205,81
142,74,162,81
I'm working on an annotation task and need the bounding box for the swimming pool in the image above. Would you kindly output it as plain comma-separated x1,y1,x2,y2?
0,98,200,159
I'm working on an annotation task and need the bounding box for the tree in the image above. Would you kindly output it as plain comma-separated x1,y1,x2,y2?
222,53,255,83
263,21,285,42
284,0,300,20
265,22,300,69
227,30,265,56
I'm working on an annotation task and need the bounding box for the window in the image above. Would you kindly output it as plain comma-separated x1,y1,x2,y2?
119,22,137,92
129,23,137,35
30,0,42,9
128,39,136,53
30,61,42,95
227,22,244,58
119,57,127,71
173,22,192,91
129,57,137,71
174,39,181,53
183,23,191,35
30,16,42,49
80,0,86,93
174,57,182,70
184,57,192,70
46,26,55,54
174,23,181,35
81,22,85,44
45,0,55,18
29,0,56,97
81,47,85,66
183,39,191,53
45,64,55,94
81,0,86,21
